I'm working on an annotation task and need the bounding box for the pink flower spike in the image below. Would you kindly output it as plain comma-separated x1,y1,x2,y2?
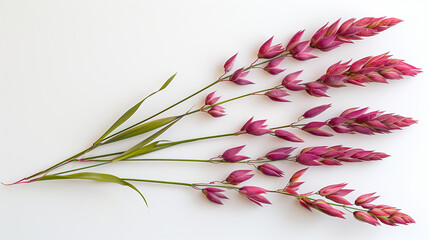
258,36,284,59
239,186,271,206
286,30,305,52
302,104,332,118
221,145,250,163
242,119,272,136
274,130,303,142
207,105,226,118
205,91,221,105
225,170,254,185
202,187,228,205
265,89,290,102
223,53,238,73
354,211,380,226
257,163,284,177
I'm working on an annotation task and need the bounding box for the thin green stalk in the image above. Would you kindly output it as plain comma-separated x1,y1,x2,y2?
51,124,300,176
52,162,110,176
102,53,290,142
24,145,97,181
122,178,367,212
20,54,293,183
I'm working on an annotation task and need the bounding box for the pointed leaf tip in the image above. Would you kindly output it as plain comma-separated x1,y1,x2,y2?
159,73,177,91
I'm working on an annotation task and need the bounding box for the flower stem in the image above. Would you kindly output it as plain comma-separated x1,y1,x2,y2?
121,177,367,212
19,54,293,183
102,53,290,142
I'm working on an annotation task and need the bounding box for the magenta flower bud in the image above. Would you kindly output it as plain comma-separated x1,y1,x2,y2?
239,186,271,206
282,70,306,91
205,91,220,106
299,198,313,212
223,53,238,73
229,68,254,85
207,105,226,118
354,211,380,226
274,130,303,142
202,187,228,205
264,57,285,75
241,118,272,136
225,170,254,185
258,36,284,59
286,30,305,52
221,145,250,163
305,82,330,97
319,183,348,196
301,121,333,137
302,104,332,118
265,89,290,102
314,199,345,218
296,153,323,166
257,163,284,177
265,147,296,160
355,192,379,206
289,167,308,183
290,41,317,61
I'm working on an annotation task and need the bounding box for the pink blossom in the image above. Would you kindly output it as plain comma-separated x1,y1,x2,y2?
204,91,220,105
207,105,226,118
239,186,271,206
302,104,332,118
282,70,306,91
265,89,290,102
257,163,284,177
202,187,228,205
264,147,296,160
264,57,286,75
258,36,284,59
221,145,250,163
353,211,380,226
274,130,303,142
223,53,238,72
229,68,254,85
240,118,272,135
225,170,254,185
290,41,317,61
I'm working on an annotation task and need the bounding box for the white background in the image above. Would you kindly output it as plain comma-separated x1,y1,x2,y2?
1,0,428,239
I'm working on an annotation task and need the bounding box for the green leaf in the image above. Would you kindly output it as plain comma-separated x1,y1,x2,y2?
122,117,181,155
92,73,178,146
92,100,145,146
158,73,177,91
104,116,178,144
38,172,148,207
112,141,160,162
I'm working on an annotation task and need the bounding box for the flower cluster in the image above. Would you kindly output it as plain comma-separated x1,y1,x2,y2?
10,16,419,228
